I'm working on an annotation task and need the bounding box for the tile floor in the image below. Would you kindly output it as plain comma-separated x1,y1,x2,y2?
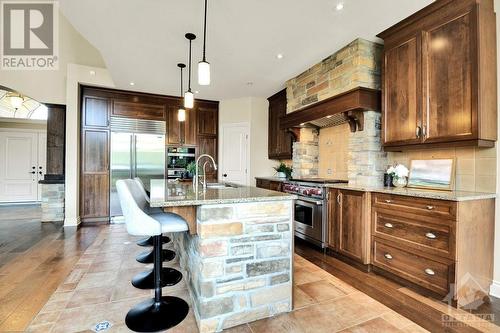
26,224,429,332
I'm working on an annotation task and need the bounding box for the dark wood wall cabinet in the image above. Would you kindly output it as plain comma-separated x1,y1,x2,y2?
79,86,219,223
45,104,66,178
378,0,497,151
268,89,293,160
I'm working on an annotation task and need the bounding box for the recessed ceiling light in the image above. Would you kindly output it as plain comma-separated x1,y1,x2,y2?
326,115,332,118
276,53,284,59
129,82,135,86
246,82,253,86
300,123,305,126
336,2,344,10
89,70,96,76
195,90,199,94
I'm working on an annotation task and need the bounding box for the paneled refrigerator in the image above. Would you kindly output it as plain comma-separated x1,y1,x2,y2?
109,118,166,218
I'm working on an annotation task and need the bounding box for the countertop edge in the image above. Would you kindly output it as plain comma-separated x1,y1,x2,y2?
324,184,496,202
150,194,297,208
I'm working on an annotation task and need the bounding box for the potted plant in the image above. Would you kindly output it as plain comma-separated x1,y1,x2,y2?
386,164,409,188
274,162,292,179
186,162,200,179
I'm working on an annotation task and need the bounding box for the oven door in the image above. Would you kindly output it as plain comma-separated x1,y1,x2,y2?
294,197,323,245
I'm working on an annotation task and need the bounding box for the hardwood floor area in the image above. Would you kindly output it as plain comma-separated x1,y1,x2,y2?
295,239,500,333
0,205,101,332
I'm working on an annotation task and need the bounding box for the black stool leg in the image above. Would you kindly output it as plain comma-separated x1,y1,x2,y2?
136,248,176,264
136,235,171,247
126,235,189,332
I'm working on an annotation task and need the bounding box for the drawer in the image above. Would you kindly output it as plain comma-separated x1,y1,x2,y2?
373,211,455,259
373,238,453,296
373,193,456,220
256,179,270,190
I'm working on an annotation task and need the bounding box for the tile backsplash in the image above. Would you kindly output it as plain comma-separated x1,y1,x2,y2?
318,124,350,180
388,147,497,193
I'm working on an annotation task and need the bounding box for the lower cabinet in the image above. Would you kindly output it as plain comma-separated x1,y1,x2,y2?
371,193,494,306
80,174,109,221
327,189,371,265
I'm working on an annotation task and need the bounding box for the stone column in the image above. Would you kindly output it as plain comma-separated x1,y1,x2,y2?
41,183,65,222
292,128,319,178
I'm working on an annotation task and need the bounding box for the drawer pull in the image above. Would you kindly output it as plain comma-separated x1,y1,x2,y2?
424,268,435,276
425,232,437,239
384,223,394,228
384,253,393,260
426,205,435,210
385,199,392,203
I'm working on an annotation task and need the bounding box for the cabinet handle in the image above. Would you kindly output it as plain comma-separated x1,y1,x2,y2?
424,268,435,276
385,199,392,203
422,125,427,138
384,223,394,228
425,232,437,239
337,194,341,205
426,205,434,210
384,253,393,260
416,126,422,138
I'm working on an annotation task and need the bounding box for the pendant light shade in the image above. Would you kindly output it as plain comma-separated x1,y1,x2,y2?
177,63,187,122
198,0,210,85
177,108,186,122
198,61,210,86
185,33,196,109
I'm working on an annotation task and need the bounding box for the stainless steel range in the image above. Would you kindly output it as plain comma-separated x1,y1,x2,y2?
283,178,347,248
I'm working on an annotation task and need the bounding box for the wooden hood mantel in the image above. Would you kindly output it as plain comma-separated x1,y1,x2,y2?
280,87,381,132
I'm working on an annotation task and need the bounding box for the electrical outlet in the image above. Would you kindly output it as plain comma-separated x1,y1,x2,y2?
327,168,333,175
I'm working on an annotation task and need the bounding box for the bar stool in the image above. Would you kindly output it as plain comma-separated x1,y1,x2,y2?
116,179,189,332
134,178,171,248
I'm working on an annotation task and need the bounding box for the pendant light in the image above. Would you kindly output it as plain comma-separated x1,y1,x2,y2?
198,0,210,85
10,94,23,109
184,33,196,109
177,63,186,122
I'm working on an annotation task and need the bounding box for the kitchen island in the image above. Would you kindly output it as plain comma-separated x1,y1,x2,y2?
149,180,296,332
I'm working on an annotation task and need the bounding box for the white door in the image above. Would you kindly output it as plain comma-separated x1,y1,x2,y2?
220,123,250,185
37,132,47,201
0,131,39,202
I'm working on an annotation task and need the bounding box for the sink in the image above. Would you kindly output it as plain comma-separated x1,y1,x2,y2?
206,183,238,189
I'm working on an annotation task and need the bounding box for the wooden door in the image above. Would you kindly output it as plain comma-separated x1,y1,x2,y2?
383,36,422,146
422,11,476,143
327,189,338,250
337,190,365,262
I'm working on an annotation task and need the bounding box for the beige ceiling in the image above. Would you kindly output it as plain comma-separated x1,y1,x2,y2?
59,0,433,101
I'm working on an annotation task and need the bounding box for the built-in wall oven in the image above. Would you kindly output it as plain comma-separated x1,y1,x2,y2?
283,178,347,248
166,147,196,179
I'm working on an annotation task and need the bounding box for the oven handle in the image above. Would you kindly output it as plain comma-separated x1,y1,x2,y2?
296,198,323,206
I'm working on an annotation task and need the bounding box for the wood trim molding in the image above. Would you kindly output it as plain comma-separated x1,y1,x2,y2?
280,87,381,130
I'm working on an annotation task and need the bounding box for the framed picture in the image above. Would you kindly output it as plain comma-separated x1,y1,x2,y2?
407,159,455,191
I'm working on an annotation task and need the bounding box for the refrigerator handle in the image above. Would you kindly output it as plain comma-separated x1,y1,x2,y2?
130,134,134,179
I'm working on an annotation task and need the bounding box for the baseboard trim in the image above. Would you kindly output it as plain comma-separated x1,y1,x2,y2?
489,280,500,298
64,216,80,227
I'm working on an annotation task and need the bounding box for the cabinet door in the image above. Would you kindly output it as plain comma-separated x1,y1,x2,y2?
337,190,365,262
197,105,218,136
327,189,338,250
167,106,182,145
184,108,197,145
383,37,422,145
82,129,109,174
80,174,109,218
112,100,165,121
198,136,218,181
423,11,476,143
83,96,109,128
268,89,292,159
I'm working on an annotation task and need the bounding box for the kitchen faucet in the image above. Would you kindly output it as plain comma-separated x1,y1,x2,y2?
195,154,217,190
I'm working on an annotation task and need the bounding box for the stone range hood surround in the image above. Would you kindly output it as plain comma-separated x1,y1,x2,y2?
284,38,387,186
280,87,381,132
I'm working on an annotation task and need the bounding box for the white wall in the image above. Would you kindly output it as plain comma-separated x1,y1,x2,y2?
64,64,114,226
219,97,276,186
0,12,105,104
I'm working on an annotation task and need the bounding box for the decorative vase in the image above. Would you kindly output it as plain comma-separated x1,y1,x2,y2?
277,172,286,178
383,173,394,187
392,176,407,188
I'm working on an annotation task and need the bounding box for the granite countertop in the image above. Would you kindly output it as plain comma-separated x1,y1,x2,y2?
326,183,496,202
149,179,296,207
254,176,288,182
